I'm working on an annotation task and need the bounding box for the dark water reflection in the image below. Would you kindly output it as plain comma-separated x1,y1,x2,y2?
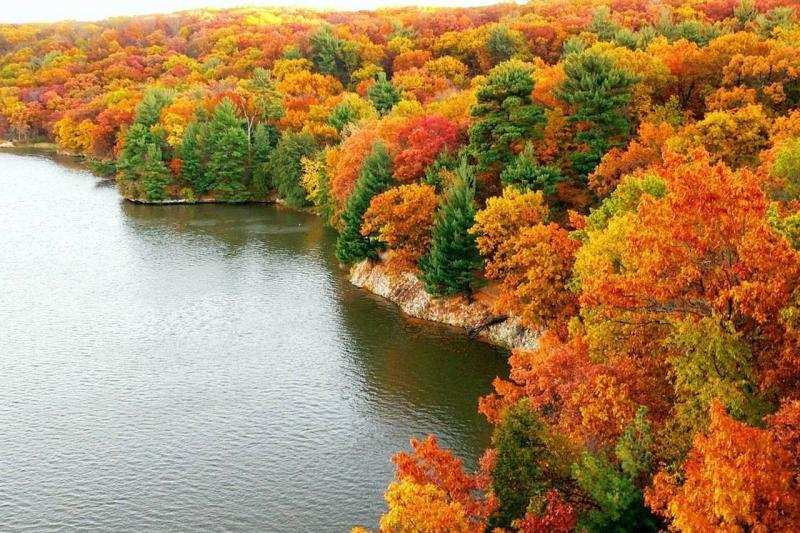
0,152,507,531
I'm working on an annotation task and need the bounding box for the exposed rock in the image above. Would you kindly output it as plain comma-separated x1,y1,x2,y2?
349,259,538,351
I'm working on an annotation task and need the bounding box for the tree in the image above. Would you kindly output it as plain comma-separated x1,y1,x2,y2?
361,183,438,271
646,401,800,531
490,222,579,334
327,94,375,134
251,122,279,195
141,143,171,201
513,490,577,533
485,25,521,66
393,115,461,183
588,121,674,197
380,480,473,533
179,120,212,194
419,162,483,297
666,317,769,443
134,88,173,131
489,400,573,529
335,141,393,264
117,88,174,199
205,99,249,200
615,407,654,485
573,412,661,533
471,186,548,282
388,435,496,528
310,26,360,86
330,124,380,204
675,104,770,168
559,50,636,178
118,123,151,185
573,148,800,360
269,132,318,208
771,136,800,201
238,67,284,146
500,145,563,195
572,452,659,532
468,61,546,175
367,72,400,115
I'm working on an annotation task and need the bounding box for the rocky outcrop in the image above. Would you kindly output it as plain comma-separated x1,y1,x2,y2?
350,260,538,351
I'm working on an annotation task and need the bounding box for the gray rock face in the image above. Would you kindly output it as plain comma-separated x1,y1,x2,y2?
349,260,538,351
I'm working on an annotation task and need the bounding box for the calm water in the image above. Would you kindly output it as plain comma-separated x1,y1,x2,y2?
0,152,507,531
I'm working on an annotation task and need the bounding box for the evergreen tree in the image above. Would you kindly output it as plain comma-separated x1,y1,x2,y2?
572,453,659,532
328,101,361,133
205,99,248,198
179,120,213,194
468,61,546,173
141,143,171,201
500,145,564,194
335,141,393,264
559,50,637,178
269,132,317,207
118,123,151,184
310,26,360,86
117,88,173,199
251,122,279,195
422,149,458,191
134,88,174,130
570,408,660,532
418,161,483,296
246,68,284,125
485,25,520,65
489,400,572,529
367,72,400,115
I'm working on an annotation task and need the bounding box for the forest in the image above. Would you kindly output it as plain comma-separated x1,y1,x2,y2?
2,0,800,530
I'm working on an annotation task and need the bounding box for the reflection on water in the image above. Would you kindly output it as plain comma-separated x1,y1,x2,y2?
0,152,507,531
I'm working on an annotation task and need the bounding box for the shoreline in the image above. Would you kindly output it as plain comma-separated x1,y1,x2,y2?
5,145,537,352
350,260,538,351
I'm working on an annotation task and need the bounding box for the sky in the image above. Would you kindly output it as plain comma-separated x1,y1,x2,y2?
2,0,504,24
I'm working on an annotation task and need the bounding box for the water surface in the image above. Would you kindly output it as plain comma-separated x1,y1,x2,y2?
0,152,507,531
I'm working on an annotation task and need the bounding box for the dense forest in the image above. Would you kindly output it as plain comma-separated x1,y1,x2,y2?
2,0,800,530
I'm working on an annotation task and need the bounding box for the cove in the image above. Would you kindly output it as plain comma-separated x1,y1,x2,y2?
0,151,507,531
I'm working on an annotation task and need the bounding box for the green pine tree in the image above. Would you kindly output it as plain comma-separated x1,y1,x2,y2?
251,122,279,195
117,88,173,199
500,145,564,194
485,25,520,65
422,149,458,192
488,400,573,530
335,141,393,264
118,123,150,184
179,120,213,194
572,452,659,532
367,72,400,115
205,99,249,200
468,61,546,173
418,161,483,297
269,132,318,208
559,50,637,178
310,26,360,86
141,143,171,201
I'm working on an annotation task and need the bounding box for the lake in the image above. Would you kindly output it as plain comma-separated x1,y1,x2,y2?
0,151,507,531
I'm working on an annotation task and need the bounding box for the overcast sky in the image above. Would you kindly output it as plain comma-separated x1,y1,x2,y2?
2,0,503,24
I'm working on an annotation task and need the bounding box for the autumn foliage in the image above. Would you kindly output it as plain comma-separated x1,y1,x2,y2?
3,1,800,530
361,183,438,271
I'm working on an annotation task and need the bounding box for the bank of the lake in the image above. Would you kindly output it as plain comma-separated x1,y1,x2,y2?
0,152,508,531
1,143,538,350
350,260,539,350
